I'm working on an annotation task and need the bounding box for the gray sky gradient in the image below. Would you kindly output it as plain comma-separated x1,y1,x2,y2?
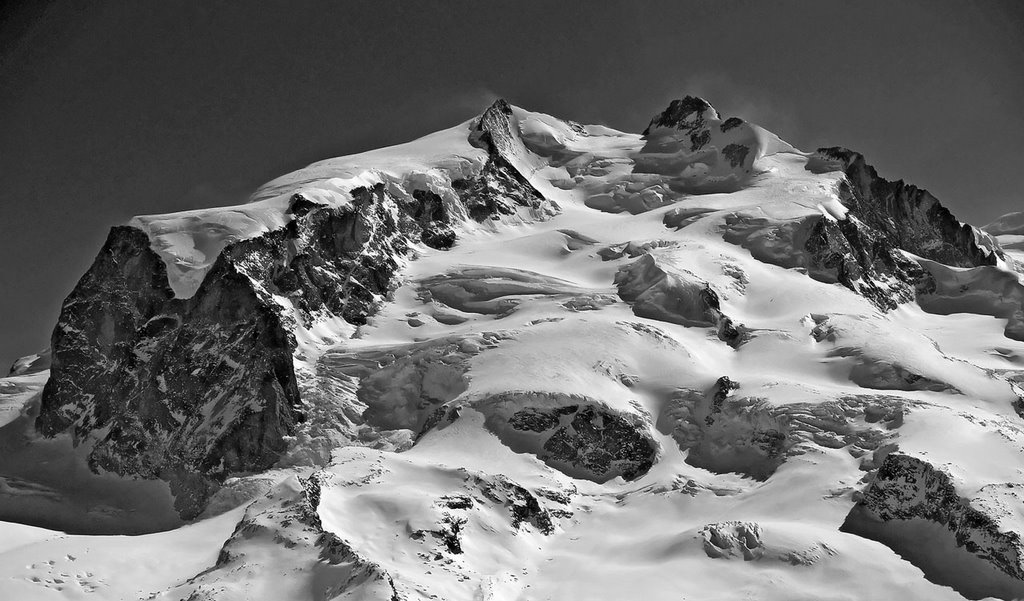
1,0,1022,369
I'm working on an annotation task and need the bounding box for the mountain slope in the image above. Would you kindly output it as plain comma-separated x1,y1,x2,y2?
986,212,1024,266
2,96,1024,600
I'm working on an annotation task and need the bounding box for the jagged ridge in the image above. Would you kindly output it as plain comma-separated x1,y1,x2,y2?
36,100,554,518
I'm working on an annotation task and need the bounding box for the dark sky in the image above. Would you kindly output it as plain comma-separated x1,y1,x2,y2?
1,0,1022,369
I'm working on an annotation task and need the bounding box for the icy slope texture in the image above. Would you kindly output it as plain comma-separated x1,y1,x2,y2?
4,95,1024,600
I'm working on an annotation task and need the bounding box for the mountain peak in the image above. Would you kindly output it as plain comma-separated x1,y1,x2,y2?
643,95,720,135
5,94,1024,601
482,97,514,116
469,97,518,154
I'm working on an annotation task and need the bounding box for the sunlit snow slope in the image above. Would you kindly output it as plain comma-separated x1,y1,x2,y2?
2,97,1024,601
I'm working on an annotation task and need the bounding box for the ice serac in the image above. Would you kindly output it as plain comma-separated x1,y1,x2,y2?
35,101,553,518
914,258,1024,342
657,378,905,481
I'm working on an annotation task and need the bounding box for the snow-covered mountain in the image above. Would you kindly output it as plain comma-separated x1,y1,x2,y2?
986,212,1024,265
2,96,1024,600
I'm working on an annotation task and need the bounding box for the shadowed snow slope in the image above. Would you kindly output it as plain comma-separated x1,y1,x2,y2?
3,96,1024,600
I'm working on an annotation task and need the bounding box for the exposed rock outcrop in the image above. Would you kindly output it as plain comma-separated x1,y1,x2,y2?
36,101,553,518
805,212,928,310
811,148,1005,269
802,148,1019,317
722,147,1010,314
467,474,562,535
843,453,1024,600
38,191,407,518
642,96,719,138
466,99,554,221
479,392,658,482
634,96,778,193
720,209,928,311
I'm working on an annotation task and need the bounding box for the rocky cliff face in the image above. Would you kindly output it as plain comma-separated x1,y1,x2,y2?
843,452,1024,599
803,210,927,311
13,96,1024,600
36,99,554,518
799,148,1013,314
812,147,1003,269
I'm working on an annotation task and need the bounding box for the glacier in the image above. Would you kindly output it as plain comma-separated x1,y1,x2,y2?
1,96,1024,600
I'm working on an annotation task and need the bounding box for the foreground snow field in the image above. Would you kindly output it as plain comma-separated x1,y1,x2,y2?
2,97,1024,600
